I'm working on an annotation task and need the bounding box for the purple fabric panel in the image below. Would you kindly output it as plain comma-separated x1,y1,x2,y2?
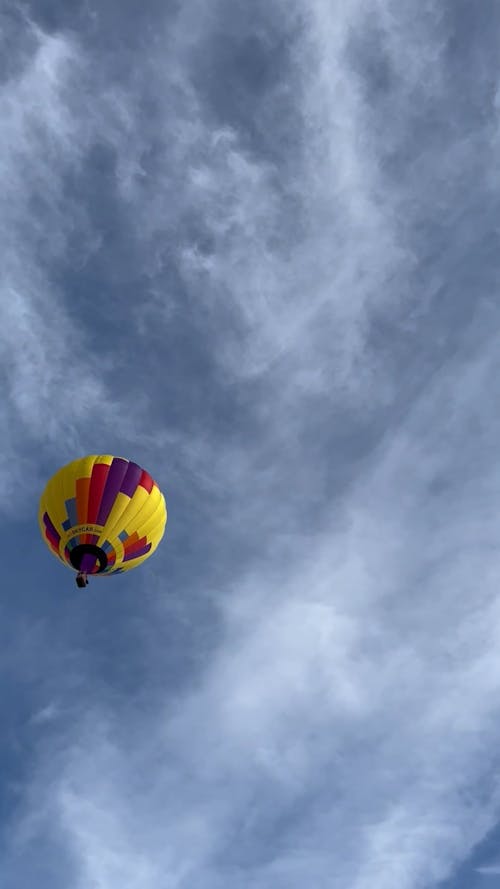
43,512,60,541
80,552,98,573
120,461,143,497
122,542,152,562
96,458,129,525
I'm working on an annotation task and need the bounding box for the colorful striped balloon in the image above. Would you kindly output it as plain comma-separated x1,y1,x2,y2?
39,455,167,584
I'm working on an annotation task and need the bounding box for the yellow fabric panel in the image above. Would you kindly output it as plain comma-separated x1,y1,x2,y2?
39,470,67,532
112,492,166,571
93,454,115,467
103,485,149,543
124,484,163,534
132,495,167,543
71,455,97,478
96,491,130,545
113,493,166,571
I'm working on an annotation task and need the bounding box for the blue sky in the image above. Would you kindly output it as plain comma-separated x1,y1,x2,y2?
2,1,500,886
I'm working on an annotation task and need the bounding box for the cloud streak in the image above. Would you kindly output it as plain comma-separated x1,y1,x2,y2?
2,2,500,889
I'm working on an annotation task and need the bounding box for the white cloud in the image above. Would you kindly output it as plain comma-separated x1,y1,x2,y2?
0,24,105,504
9,322,500,888
477,864,500,875
2,2,500,889
0,16,179,511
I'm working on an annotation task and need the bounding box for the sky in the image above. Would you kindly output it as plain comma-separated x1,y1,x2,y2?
1,1,500,887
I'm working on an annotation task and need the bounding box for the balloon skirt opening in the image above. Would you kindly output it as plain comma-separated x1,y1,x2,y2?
69,544,108,574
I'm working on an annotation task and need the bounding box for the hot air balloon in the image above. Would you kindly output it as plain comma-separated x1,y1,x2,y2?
39,455,167,588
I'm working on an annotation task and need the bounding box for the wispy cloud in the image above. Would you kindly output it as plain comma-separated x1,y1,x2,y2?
2,1,500,888
0,20,106,502
8,327,500,889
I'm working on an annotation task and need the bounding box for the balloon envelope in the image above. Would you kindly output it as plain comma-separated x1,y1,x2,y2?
39,455,167,577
